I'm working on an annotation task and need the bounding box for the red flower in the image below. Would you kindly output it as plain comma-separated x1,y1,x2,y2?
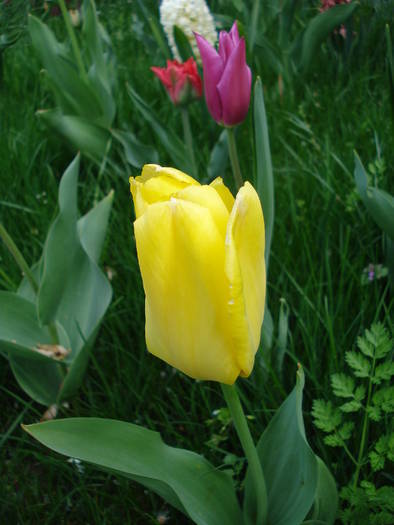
151,58,202,106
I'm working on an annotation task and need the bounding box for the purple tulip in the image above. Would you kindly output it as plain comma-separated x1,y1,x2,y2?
195,22,252,127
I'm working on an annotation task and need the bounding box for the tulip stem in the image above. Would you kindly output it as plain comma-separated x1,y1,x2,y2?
221,383,267,525
58,0,87,82
181,107,198,178
0,223,39,294
226,127,243,190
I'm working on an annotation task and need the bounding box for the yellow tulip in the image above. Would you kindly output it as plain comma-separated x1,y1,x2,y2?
130,164,266,384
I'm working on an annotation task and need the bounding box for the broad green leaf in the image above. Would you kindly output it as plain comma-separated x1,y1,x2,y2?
38,155,112,355
37,110,110,159
77,190,114,264
28,15,103,120
173,25,194,62
24,418,242,525
82,0,107,83
308,457,338,525
87,65,116,127
261,305,273,352
254,77,274,273
207,129,228,183
18,191,114,301
244,368,318,525
355,154,394,238
127,84,188,171
297,3,358,73
0,292,71,405
17,261,41,302
111,129,159,168
0,292,68,364
10,357,63,406
58,328,96,401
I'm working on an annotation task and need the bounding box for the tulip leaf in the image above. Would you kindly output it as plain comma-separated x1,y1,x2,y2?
28,15,103,120
38,155,112,356
207,129,229,183
111,129,159,168
0,293,66,406
17,261,41,302
17,190,114,303
77,190,114,264
254,77,274,273
297,3,358,73
10,357,63,406
0,292,68,364
127,84,189,172
307,457,338,524
173,25,194,62
244,367,320,525
354,152,394,240
37,110,110,159
24,418,243,525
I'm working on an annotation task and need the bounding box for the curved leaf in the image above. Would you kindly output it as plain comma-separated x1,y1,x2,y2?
244,367,318,525
36,110,110,159
77,190,114,264
308,457,338,525
354,152,394,240
111,129,159,169
254,78,274,273
38,155,112,356
24,418,243,525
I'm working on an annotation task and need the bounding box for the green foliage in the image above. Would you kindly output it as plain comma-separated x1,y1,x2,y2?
244,368,337,525
24,417,243,525
313,323,394,523
0,156,113,405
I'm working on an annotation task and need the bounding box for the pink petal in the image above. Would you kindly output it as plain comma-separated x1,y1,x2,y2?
217,38,251,126
229,21,240,45
219,31,234,62
195,33,224,122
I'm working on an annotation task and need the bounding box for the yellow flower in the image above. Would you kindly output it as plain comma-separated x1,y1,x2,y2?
130,164,266,384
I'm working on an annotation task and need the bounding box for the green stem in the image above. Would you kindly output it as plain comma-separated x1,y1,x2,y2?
221,383,267,525
58,0,87,82
0,223,38,294
352,354,376,489
181,107,197,178
226,127,243,190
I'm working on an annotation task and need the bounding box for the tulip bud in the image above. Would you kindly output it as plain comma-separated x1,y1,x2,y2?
130,165,266,385
195,22,252,127
151,58,202,106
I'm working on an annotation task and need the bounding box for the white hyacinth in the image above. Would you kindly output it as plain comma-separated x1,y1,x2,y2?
159,0,217,61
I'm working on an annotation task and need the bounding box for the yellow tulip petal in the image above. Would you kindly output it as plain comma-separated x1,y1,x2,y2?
140,164,197,185
134,198,240,384
130,165,199,219
225,182,266,377
175,184,230,239
210,177,235,212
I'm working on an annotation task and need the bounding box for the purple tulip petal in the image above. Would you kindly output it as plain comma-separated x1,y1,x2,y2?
229,21,240,45
219,31,234,62
217,38,251,126
195,32,224,122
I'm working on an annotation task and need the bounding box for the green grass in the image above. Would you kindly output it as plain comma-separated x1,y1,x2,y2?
1,1,393,523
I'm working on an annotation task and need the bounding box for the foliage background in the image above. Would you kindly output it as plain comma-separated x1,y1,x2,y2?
0,0,393,523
